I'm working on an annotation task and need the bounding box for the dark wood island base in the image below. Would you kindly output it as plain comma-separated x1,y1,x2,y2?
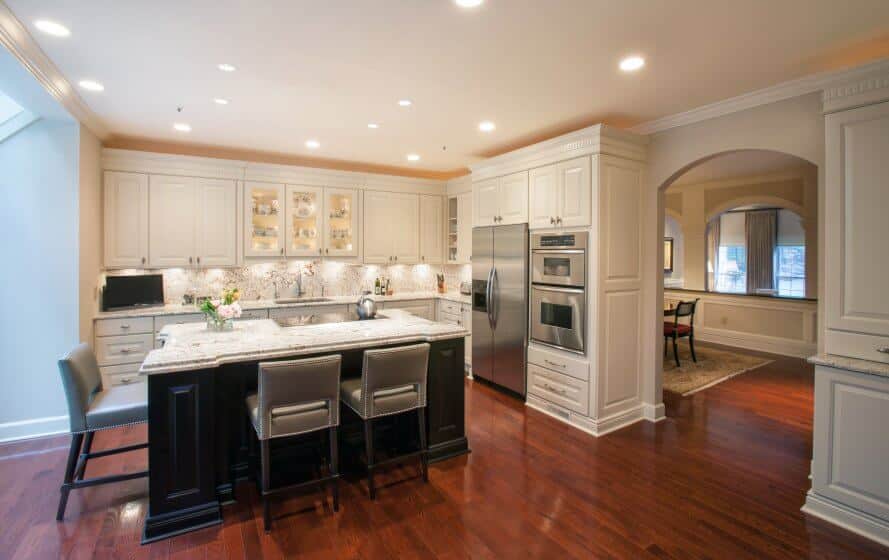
142,337,467,544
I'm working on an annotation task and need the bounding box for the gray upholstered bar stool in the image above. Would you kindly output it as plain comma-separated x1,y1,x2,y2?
340,343,430,500
246,354,342,532
56,343,148,521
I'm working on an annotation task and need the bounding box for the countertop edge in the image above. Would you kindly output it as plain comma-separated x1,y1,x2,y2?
808,353,889,379
140,329,468,375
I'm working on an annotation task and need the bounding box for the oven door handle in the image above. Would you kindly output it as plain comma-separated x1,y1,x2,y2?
531,249,586,254
532,285,585,294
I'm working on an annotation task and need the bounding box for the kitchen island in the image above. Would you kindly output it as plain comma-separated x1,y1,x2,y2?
139,309,468,543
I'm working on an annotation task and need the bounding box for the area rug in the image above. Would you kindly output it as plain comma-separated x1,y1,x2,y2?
663,342,772,396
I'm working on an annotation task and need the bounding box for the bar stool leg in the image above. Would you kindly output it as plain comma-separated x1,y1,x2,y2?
329,426,339,512
57,432,85,521
418,408,428,483
364,419,375,500
261,439,271,532
74,431,94,481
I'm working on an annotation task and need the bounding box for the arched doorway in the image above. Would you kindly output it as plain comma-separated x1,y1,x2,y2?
646,149,820,415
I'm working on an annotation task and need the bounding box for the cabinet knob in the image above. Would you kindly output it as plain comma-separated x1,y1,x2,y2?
141,257,146,265
550,217,555,225
878,346,889,354
120,324,130,330
394,256,398,262
319,248,323,254
326,248,329,255
196,256,201,264
188,256,193,264
280,248,284,255
557,217,563,224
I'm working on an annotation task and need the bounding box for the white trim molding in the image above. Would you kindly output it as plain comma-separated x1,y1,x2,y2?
0,415,68,443
469,124,648,181
0,2,108,138
822,66,889,114
631,58,889,135
525,395,647,437
803,491,889,548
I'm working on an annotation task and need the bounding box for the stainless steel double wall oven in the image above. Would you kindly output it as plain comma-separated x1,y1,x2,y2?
530,231,587,354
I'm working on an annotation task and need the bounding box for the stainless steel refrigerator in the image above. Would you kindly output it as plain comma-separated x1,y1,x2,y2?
472,223,528,396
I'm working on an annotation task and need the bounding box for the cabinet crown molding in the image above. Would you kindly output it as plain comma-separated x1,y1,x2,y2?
822,68,889,114
469,124,647,182
102,148,447,194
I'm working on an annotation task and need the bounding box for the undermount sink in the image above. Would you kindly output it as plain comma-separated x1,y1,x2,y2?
273,297,333,304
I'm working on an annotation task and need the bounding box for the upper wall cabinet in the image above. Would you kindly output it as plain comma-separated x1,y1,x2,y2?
528,156,591,229
447,192,473,264
824,100,889,363
150,176,237,268
273,185,361,259
104,171,149,268
323,188,359,258
245,182,285,258
472,171,528,226
363,191,419,264
285,185,323,257
419,195,444,264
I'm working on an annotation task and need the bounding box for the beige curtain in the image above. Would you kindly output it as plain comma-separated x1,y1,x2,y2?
706,218,720,291
745,210,777,293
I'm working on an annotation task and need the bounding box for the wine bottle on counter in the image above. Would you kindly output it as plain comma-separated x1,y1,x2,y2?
374,277,381,295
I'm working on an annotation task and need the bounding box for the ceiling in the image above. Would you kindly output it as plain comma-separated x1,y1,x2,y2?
670,150,813,187
7,0,889,177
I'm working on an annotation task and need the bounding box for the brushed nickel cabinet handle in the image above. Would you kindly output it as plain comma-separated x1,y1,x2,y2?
196,256,201,264
141,257,146,265
545,359,566,369
188,256,193,264
120,324,130,330
878,346,889,354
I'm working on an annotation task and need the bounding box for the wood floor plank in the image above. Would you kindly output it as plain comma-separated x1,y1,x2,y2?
0,344,887,558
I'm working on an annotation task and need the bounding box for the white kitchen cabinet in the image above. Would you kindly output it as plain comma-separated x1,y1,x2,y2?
245,182,286,258
472,171,528,226
457,192,473,264
104,171,149,268
150,176,237,268
285,185,324,257
824,100,889,363
323,188,360,258
383,299,434,320
528,156,591,229
419,195,444,264
363,191,419,264
195,178,237,266
529,164,560,229
149,176,197,267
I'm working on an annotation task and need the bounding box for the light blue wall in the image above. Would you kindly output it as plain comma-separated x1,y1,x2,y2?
0,118,80,437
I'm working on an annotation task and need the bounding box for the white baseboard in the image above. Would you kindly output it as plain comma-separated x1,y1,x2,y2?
525,395,645,437
642,402,666,422
0,415,69,443
803,491,889,548
695,328,816,359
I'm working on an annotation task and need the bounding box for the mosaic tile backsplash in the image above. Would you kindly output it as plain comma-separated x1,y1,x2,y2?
103,262,472,305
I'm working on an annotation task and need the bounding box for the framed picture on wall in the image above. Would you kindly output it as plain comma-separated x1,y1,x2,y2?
664,237,674,272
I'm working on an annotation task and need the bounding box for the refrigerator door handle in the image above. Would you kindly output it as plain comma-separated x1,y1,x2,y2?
486,267,495,328
491,267,499,329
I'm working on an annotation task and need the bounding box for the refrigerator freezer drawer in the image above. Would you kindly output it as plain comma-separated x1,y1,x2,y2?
527,363,589,415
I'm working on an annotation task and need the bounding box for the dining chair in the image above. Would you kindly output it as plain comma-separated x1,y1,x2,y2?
246,354,341,532
664,299,700,367
56,344,148,521
340,343,430,500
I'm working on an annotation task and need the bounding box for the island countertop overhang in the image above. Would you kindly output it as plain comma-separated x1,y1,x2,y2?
140,310,469,375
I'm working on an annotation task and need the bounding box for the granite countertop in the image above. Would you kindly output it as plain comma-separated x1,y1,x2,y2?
140,309,468,375
96,291,471,319
808,354,889,379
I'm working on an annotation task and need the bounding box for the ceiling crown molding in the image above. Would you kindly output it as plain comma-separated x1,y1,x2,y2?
630,58,889,135
822,69,889,114
0,2,108,138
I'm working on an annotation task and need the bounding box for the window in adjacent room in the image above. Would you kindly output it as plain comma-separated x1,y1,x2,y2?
714,211,747,293
775,209,806,297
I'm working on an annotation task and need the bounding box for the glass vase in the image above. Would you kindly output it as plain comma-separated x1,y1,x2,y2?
206,315,234,332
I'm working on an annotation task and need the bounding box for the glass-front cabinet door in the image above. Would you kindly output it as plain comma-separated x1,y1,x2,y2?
323,188,359,257
245,182,285,257
285,185,323,257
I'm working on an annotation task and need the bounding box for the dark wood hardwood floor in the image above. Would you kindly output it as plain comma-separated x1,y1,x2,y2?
1,347,887,559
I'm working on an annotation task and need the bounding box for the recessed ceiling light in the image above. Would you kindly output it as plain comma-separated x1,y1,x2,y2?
217,63,237,72
455,0,484,7
173,123,191,132
407,154,421,162
305,139,320,149
398,99,412,107
213,98,229,105
619,56,645,72
34,20,70,37
478,121,496,132
367,123,380,129
78,80,104,92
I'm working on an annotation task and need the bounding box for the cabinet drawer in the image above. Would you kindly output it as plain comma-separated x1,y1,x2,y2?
826,329,889,365
439,299,462,316
238,308,269,320
95,317,154,337
527,364,589,415
154,313,205,332
100,364,144,386
528,344,589,381
95,333,154,366
439,311,463,326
